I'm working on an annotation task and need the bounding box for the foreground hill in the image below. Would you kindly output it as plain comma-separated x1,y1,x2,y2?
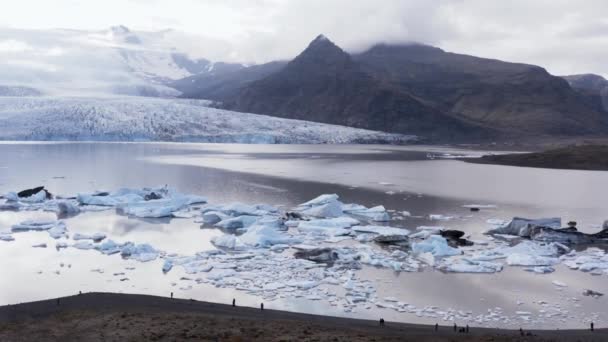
0,293,602,341
0,96,414,144
177,36,608,142
467,145,608,171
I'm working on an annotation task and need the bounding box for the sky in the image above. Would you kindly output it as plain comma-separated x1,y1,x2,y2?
0,0,607,77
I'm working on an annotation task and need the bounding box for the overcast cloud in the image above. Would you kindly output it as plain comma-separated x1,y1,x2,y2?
0,0,607,77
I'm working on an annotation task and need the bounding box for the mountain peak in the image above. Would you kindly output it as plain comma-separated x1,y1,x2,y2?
291,34,350,67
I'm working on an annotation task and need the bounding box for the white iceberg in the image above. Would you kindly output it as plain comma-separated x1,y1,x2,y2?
352,225,410,236
0,232,14,241
344,205,391,222
211,234,247,250
487,217,561,237
120,243,159,262
73,232,106,242
11,220,67,239
411,235,461,257
215,215,259,230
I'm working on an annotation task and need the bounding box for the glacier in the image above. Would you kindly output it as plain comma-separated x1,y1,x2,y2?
0,96,416,144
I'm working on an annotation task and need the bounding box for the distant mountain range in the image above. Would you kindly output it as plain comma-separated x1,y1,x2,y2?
173,35,608,142
2,27,607,143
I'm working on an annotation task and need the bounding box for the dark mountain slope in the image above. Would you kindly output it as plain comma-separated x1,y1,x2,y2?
222,35,490,141
354,44,607,135
171,61,286,100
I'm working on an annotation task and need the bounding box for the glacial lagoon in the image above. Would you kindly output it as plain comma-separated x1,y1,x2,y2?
1,142,607,329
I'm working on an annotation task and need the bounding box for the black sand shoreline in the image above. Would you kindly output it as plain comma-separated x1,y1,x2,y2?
0,292,604,341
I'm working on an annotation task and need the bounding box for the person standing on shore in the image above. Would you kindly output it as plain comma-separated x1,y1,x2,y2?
435,323,438,332
232,298,235,307
453,323,457,332
591,322,594,331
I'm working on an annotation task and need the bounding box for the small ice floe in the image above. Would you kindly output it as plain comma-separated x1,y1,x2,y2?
343,204,391,222
551,280,567,288
412,235,461,257
429,214,454,221
32,243,47,248
57,201,80,216
120,243,159,262
378,182,394,186
486,217,561,237
77,187,207,218
73,241,95,250
211,234,247,250
524,266,555,274
294,194,390,221
73,232,106,242
296,217,359,236
11,220,68,239
463,204,497,209
215,215,258,230
352,225,409,237
0,232,14,241
162,259,173,273
440,259,503,273
56,242,68,250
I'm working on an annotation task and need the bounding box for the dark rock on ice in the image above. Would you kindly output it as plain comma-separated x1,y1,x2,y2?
294,248,339,263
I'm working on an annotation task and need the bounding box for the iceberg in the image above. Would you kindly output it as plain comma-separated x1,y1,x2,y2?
296,217,359,236
0,232,14,241
12,220,68,239
353,225,409,236
486,217,561,237
441,259,503,273
96,240,122,255
120,243,159,262
73,232,106,242
57,201,81,216
215,215,259,230
211,234,247,250
411,235,461,257
506,254,560,266
239,224,301,247
344,205,391,222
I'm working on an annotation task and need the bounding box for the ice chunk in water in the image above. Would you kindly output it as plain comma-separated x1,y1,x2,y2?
411,235,461,257
441,259,503,273
201,211,229,225
343,205,390,221
487,217,561,237
352,225,409,236
215,215,258,230
301,201,343,218
162,259,173,273
0,232,15,241
211,234,247,250
96,240,122,255
506,254,560,266
12,220,67,239
296,217,359,236
240,223,300,247
121,243,159,262
57,201,80,216
73,241,95,250
300,194,339,207
73,232,106,242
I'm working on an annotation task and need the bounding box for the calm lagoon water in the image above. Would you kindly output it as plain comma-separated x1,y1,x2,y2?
0,142,606,329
